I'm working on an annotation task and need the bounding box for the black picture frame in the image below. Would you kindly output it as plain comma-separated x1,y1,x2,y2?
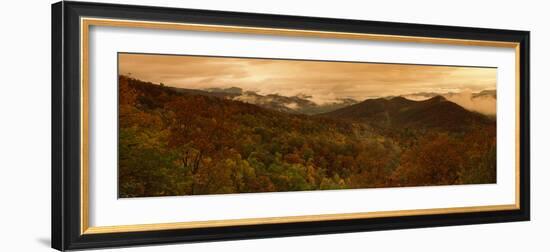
52,1,530,251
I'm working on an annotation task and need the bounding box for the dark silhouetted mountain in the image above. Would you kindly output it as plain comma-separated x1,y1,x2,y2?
169,86,240,99
472,89,496,99
321,95,493,131
205,87,243,95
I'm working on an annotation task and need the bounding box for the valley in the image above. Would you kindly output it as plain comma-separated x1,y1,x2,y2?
118,75,496,197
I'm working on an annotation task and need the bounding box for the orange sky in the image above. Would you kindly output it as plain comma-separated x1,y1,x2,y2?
119,53,496,104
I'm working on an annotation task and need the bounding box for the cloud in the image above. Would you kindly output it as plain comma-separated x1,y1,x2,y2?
445,91,496,115
404,90,496,115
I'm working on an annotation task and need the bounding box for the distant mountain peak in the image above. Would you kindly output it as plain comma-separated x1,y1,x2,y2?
472,89,496,99
205,87,243,95
401,90,496,116
425,95,447,103
390,96,414,103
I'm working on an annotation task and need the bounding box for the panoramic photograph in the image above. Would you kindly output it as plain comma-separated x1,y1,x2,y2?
118,53,497,198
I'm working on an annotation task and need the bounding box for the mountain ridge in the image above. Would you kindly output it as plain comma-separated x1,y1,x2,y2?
321,95,493,131
131,77,493,131
163,83,359,115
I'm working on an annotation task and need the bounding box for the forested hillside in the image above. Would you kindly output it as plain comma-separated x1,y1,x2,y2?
119,75,496,197
322,95,493,131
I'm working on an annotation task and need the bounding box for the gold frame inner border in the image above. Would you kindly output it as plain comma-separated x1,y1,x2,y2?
80,17,521,235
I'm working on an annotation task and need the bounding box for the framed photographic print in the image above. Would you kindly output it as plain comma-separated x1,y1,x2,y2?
52,1,530,250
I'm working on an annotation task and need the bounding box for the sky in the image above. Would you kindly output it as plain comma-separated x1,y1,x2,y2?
118,53,496,105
